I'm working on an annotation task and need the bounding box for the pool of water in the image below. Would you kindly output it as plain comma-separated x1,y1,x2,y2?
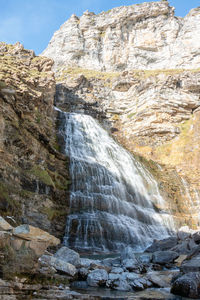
71,285,191,300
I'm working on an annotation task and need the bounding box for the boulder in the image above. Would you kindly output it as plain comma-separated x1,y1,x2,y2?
177,226,191,241
39,255,77,277
78,267,89,280
188,238,198,250
87,269,108,287
108,273,121,281
79,258,95,268
11,224,60,256
130,277,152,291
106,272,138,289
192,231,200,244
111,279,132,291
0,217,13,231
90,261,111,272
170,240,191,255
110,267,124,274
147,270,179,288
13,224,60,246
122,272,140,281
171,272,200,299
54,246,80,267
152,250,179,265
181,254,200,273
147,273,169,288
122,258,139,271
145,237,178,252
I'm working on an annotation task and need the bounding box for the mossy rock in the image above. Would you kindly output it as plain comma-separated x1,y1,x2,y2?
0,182,21,215
0,80,7,90
41,207,67,221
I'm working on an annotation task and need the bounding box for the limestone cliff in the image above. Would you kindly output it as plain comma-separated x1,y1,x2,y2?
42,1,200,71
0,42,69,238
42,1,200,228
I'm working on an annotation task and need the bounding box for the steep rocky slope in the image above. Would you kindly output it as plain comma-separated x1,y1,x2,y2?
43,1,200,71
0,42,70,238
42,1,200,228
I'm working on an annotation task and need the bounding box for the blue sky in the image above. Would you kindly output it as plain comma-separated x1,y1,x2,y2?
0,0,199,54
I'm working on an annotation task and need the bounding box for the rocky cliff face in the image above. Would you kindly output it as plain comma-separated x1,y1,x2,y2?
42,1,200,228
54,67,200,228
42,1,200,72
0,42,70,238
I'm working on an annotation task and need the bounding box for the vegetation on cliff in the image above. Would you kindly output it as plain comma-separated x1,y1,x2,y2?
0,42,70,238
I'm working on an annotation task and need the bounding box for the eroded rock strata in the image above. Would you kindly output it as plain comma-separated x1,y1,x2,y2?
43,1,200,72
0,42,70,238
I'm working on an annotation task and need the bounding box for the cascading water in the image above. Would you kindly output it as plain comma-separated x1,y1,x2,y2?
58,110,175,252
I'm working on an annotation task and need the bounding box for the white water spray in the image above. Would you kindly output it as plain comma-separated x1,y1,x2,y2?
59,111,175,252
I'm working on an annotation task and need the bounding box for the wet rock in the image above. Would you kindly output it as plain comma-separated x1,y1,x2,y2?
181,254,200,273
121,246,135,259
188,238,198,250
152,263,163,271
79,258,95,268
107,272,147,291
121,272,140,281
87,269,108,287
147,273,169,288
147,270,179,288
110,267,124,274
122,258,139,271
54,246,80,267
138,253,152,264
39,255,77,277
111,279,132,291
108,273,121,281
102,257,121,267
152,250,179,265
78,267,89,280
171,272,200,299
192,231,200,244
130,277,151,291
139,277,153,288
145,237,178,252
170,240,191,255
177,226,191,241
90,261,111,272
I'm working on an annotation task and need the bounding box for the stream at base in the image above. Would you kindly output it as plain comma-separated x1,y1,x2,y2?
70,286,189,300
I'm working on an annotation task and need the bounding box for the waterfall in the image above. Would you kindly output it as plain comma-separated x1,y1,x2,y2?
59,110,175,252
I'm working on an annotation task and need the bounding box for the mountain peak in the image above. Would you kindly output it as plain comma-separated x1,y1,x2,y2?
42,1,199,72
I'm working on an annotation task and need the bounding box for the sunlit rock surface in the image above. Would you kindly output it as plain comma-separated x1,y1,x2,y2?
42,2,200,72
